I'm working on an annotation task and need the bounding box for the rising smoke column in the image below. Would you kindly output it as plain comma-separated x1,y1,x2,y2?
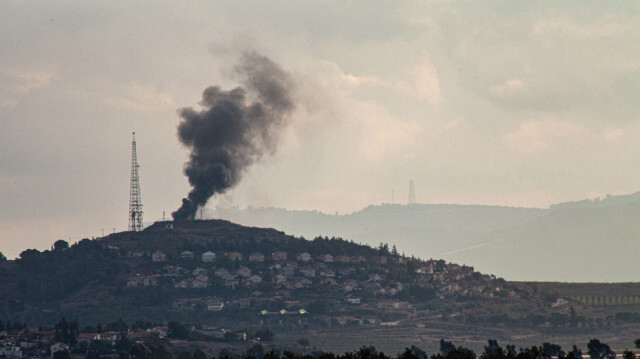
172,52,295,220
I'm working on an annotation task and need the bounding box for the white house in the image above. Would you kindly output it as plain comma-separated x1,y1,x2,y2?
202,251,216,262
236,266,251,278
249,252,265,262
193,267,208,276
0,341,21,359
345,297,361,305
296,252,312,262
152,250,167,262
180,251,194,260
207,300,224,311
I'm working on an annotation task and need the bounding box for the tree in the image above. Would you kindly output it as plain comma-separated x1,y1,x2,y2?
54,239,69,251
54,317,78,346
168,321,190,339
147,343,172,359
193,349,208,359
516,346,546,359
481,339,506,359
446,346,476,359
565,346,583,359
398,346,427,359
19,248,40,260
53,350,71,359
588,339,615,359
106,318,128,332
0,251,7,262
114,334,132,354
635,340,640,350
440,340,456,357
130,343,152,359
542,343,564,359
219,348,235,359
246,344,265,359
622,350,635,359
177,351,193,359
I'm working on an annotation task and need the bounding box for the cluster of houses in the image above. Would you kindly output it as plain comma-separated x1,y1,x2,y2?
127,249,400,293
123,246,515,325
0,324,247,359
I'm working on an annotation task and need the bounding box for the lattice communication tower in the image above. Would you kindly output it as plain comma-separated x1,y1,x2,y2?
408,180,416,205
128,132,144,231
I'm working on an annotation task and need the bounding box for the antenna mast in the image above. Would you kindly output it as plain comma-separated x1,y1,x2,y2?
128,132,143,231
408,180,416,205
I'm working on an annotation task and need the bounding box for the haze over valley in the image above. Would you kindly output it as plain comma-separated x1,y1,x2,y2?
210,191,640,282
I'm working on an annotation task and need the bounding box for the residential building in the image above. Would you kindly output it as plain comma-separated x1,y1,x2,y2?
296,252,312,262
180,251,194,260
249,252,265,262
202,251,216,262
151,250,167,262
206,299,224,311
224,251,243,261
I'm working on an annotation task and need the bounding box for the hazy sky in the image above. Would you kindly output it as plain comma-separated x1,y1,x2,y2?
1,1,639,259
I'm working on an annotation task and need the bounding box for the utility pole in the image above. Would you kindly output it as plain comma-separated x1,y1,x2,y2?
128,132,143,231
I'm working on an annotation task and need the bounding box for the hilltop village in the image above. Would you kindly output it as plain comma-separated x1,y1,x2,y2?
114,221,538,329
2,220,613,357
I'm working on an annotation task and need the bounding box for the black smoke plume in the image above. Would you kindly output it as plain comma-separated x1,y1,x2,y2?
172,52,295,220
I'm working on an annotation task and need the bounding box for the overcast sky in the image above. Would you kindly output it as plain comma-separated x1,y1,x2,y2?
1,1,639,259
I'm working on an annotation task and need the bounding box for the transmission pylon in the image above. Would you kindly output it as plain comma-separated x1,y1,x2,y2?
408,180,416,205
128,132,143,231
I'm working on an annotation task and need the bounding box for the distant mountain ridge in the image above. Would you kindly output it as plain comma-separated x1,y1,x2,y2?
550,191,640,211
208,192,640,282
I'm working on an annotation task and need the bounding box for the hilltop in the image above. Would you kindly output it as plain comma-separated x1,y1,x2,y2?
0,220,526,326
3,219,640,353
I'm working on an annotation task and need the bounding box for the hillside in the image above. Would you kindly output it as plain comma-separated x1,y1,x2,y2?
3,219,640,353
0,220,551,329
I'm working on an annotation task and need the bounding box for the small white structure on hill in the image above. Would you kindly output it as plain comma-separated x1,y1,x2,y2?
202,251,216,262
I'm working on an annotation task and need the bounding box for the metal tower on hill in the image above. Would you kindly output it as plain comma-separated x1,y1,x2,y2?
408,180,416,204
128,132,143,231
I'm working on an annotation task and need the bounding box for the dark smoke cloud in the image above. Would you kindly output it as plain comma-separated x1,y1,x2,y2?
172,51,295,220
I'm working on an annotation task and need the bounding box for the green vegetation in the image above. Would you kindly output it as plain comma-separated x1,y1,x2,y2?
3,219,640,357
